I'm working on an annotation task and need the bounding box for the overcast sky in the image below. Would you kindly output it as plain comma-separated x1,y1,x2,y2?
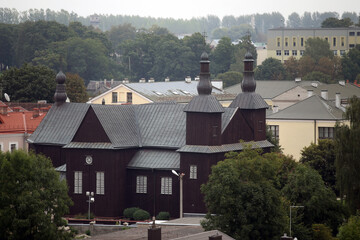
1,0,359,20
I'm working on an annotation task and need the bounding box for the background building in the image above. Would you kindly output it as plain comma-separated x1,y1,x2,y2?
267,27,360,62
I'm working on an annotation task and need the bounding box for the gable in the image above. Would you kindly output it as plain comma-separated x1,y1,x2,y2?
72,106,111,143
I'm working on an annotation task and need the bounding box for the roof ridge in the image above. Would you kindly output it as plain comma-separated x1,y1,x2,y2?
134,105,143,147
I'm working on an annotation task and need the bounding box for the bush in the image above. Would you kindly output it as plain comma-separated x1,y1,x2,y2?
133,209,150,221
337,215,360,240
123,207,140,219
156,211,170,220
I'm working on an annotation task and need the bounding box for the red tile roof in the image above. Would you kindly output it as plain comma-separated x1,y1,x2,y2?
0,110,47,134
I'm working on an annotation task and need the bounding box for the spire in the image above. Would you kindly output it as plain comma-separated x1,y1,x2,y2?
197,52,212,95
54,71,67,106
241,52,256,92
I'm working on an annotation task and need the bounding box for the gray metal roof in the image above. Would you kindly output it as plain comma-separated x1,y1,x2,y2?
302,83,360,101
177,140,273,154
225,80,316,99
55,164,66,172
28,103,90,145
127,149,180,170
267,95,345,120
229,92,269,109
222,108,237,133
184,95,224,113
63,142,115,149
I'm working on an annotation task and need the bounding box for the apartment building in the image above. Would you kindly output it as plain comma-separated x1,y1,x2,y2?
267,27,360,62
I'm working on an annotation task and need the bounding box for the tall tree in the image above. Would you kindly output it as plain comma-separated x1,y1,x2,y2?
210,37,235,75
254,57,287,80
65,73,89,103
0,150,72,240
0,64,56,102
341,45,360,82
335,96,360,214
287,13,302,28
321,17,354,28
303,37,333,63
216,71,242,88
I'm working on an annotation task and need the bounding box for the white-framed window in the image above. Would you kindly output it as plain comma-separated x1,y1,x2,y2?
9,142,18,152
292,50,297,56
333,50,338,56
284,50,289,56
112,92,118,103
74,171,82,194
161,177,172,195
269,125,279,141
136,175,147,193
96,171,105,195
190,165,197,179
276,50,281,56
319,127,334,139
300,50,304,56
340,50,346,56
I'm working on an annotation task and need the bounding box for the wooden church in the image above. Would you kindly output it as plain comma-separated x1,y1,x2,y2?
28,52,272,218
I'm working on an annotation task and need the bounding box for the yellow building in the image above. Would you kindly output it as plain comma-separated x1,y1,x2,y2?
267,95,346,160
267,27,360,62
87,79,232,105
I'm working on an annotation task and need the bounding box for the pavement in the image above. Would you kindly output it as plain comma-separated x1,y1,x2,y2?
91,217,205,240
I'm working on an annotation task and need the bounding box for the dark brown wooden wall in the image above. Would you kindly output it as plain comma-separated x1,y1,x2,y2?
186,113,222,146
180,152,224,213
126,169,179,218
66,148,136,217
72,106,111,143
30,144,65,167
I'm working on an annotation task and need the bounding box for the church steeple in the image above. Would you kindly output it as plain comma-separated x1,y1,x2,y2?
241,52,256,92
54,71,67,106
197,52,212,95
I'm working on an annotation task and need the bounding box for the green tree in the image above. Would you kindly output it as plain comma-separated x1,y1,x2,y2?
0,64,56,102
210,37,235,75
287,13,302,28
106,23,136,50
0,150,72,240
303,71,332,83
335,96,360,214
282,164,347,236
216,71,243,88
312,224,335,240
303,38,333,63
300,139,337,193
201,148,287,240
65,73,89,103
341,45,360,82
254,58,287,80
321,17,354,28
337,215,360,240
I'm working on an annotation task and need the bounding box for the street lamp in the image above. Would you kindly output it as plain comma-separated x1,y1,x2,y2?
172,170,185,218
290,205,304,237
86,191,95,219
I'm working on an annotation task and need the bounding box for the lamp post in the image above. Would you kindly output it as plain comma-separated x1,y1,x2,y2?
172,170,185,218
86,191,95,219
290,205,304,237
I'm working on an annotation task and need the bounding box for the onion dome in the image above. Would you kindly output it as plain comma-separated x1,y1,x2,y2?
54,71,67,105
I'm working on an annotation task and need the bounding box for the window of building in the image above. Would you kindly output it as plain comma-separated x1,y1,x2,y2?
333,37,337,47
277,37,281,47
127,92,132,103
161,177,172,195
357,32,360,36
341,37,345,47
276,50,281,56
319,127,334,139
96,172,105,195
293,37,296,47
292,50,297,56
190,165,197,179
301,37,304,47
212,125,218,137
349,32,355,36
136,176,147,193
285,37,288,47
349,44,355,48
269,125,279,141
340,50,346,56
9,142,18,152
112,92,118,103
333,50,338,56
300,50,304,56
74,171,82,194
325,37,329,42
284,50,289,56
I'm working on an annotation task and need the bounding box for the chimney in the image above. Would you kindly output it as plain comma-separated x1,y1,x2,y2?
148,78,155,83
321,89,328,100
339,80,345,86
139,78,146,83
336,92,341,108
40,107,48,112
33,108,40,118
307,89,313,97
185,76,191,83
195,76,200,81
164,77,170,82
280,233,293,240
104,79,107,85
122,78,129,84
102,99,105,105
0,105,8,115
13,107,21,112
209,234,222,240
95,81,99,89
295,78,301,83
111,79,114,85
272,105,279,113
